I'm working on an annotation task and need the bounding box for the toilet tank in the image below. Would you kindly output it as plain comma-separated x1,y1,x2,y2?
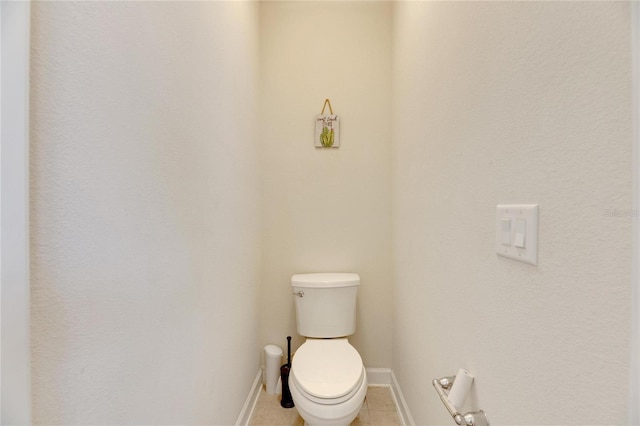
291,273,360,338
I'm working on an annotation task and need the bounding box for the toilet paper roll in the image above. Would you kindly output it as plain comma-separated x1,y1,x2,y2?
447,368,474,410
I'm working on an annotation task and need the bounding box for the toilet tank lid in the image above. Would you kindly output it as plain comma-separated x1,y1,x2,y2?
291,273,360,288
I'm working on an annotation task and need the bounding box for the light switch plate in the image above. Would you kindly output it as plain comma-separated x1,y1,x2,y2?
496,204,538,265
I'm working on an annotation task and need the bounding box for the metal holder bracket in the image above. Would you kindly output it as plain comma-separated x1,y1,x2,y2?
432,376,489,426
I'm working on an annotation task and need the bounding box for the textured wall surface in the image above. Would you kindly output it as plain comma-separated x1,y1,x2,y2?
28,1,635,424
391,2,632,424
259,1,393,367
30,2,261,424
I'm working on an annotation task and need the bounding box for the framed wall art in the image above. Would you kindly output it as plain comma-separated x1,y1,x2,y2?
315,99,340,148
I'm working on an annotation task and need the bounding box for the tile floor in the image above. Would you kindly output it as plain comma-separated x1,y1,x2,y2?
249,386,402,426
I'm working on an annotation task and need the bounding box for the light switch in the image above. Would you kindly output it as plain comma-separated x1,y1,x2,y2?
501,219,512,246
496,204,538,265
514,219,526,248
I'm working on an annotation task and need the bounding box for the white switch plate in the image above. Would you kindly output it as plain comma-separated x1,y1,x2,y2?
496,204,538,265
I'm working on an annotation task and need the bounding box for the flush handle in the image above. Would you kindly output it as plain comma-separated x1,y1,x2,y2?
292,290,304,298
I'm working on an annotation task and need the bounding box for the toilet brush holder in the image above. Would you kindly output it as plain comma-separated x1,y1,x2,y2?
280,336,295,408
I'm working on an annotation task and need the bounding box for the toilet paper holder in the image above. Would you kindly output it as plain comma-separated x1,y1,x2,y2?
432,376,490,426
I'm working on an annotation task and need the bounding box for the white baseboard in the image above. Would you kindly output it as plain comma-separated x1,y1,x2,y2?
235,369,263,426
238,367,415,426
365,367,393,386
365,368,414,426
390,370,415,426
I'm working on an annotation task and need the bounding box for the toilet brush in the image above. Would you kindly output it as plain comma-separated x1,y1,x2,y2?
280,336,295,408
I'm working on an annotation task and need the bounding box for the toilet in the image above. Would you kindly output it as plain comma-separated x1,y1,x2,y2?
289,273,367,426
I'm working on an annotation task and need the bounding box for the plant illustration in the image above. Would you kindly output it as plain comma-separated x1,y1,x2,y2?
320,124,335,148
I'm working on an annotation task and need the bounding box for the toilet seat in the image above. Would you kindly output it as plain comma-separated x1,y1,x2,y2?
291,338,364,405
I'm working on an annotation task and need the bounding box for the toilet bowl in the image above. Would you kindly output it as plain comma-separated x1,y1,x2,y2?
289,338,367,426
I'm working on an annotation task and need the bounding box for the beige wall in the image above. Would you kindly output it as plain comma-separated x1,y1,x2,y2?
30,2,261,424
259,1,393,367
27,1,635,424
392,2,632,424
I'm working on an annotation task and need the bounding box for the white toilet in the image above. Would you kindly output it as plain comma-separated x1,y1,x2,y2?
289,273,367,426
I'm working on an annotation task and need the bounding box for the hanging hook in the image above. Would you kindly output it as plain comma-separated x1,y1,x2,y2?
321,98,334,115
